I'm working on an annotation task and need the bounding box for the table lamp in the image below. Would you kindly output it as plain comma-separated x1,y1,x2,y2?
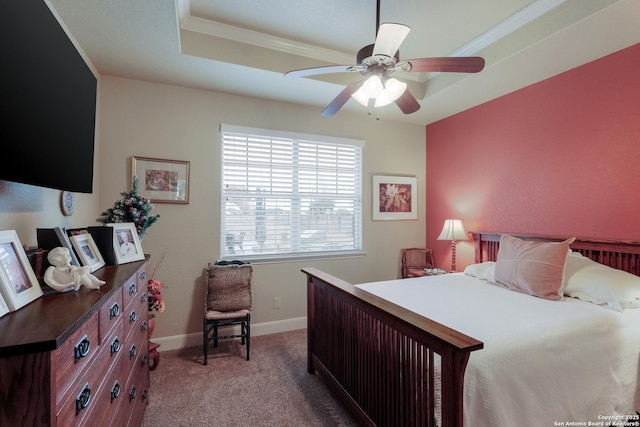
437,219,468,272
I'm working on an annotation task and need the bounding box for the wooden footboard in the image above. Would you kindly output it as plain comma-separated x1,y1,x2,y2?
303,268,483,427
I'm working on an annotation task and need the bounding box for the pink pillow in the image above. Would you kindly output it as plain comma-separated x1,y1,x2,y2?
494,234,574,301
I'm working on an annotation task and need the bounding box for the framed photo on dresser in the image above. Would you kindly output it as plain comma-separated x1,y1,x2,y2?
0,230,43,311
110,223,145,264
70,233,105,273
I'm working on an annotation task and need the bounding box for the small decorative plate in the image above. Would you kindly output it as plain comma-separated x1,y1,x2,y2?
60,191,75,216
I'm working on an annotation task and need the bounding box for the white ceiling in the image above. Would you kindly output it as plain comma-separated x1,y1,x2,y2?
48,0,640,125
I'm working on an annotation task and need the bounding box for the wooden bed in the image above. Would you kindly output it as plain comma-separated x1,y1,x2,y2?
302,231,640,426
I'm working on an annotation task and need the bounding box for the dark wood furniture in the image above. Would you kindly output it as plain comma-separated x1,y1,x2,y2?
303,232,640,426
401,247,434,278
0,260,149,426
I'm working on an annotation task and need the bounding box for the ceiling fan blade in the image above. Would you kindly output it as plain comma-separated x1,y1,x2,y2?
395,89,421,114
284,65,355,78
373,23,410,57
321,80,363,117
402,57,485,73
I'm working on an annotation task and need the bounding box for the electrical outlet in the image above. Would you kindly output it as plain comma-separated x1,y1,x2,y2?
273,297,281,309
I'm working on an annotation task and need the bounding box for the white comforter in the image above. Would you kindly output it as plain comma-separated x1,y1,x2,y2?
357,273,640,427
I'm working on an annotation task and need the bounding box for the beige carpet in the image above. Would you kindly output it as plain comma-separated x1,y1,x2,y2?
142,328,359,426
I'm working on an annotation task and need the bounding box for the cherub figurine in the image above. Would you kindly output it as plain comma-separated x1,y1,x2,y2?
44,247,106,292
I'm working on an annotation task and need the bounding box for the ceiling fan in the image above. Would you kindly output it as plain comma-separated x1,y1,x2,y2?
284,0,485,117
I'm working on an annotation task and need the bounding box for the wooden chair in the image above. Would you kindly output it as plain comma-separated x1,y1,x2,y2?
401,248,434,278
203,261,253,364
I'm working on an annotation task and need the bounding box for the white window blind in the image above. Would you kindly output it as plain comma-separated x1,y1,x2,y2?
220,124,363,261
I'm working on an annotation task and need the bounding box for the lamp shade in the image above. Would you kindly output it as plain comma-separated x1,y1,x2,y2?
373,78,407,107
352,77,407,107
437,219,468,241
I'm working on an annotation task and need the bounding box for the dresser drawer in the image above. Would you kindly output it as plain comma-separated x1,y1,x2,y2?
99,288,124,344
56,326,122,426
122,265,147,311
55,311,100,404
122,275,139,311
123,313,149,377
80,353,125,427
124,350,149,427
124,302,147,341
137,265,147,290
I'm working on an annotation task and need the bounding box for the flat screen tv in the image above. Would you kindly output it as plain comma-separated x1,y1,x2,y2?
0,0,97,193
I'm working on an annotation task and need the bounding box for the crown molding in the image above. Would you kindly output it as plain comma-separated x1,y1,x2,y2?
177,0,353,65
177,0,567,81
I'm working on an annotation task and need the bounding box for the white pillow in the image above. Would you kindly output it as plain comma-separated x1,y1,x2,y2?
464,262,496,281
564,251,640,311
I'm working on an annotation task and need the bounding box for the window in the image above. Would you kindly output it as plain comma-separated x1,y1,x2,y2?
220,124,363,261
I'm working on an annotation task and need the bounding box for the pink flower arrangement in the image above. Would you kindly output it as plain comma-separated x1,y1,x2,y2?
148,279,166,312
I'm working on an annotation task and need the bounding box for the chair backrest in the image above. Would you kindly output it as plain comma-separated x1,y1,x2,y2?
205,263,253,312
401,248,434,278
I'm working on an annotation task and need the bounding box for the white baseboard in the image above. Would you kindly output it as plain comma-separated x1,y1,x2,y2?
152,316,307,351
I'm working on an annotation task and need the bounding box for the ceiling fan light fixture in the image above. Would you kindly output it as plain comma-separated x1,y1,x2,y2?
362,75,384,98
374,78,407,107
351,76,407,107
351,90,369,107
351,75,383,106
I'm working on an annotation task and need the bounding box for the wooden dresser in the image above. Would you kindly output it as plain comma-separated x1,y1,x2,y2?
0,260,149,426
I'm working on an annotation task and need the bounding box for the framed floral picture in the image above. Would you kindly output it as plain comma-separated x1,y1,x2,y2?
372,175,418,220
109,223,145,264
0,230,43,311
70,233,105,272
132,156,190,204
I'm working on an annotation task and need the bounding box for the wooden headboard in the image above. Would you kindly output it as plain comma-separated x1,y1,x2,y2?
471,232,640,276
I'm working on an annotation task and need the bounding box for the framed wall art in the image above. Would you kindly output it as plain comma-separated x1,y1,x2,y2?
70,233,105,272
109,223,145,264
372,175,418,221
132,156,190,204
0,230,43,311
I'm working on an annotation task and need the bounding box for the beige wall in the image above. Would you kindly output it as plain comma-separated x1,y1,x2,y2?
1,75,426,345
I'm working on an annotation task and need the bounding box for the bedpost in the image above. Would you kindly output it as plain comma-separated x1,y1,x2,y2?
441,350,473,426
307,275,316,374
473,233,482,263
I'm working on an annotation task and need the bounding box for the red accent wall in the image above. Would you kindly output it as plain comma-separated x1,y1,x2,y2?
426,43,640,271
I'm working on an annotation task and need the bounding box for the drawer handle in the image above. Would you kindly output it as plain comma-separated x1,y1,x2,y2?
141,320,148,332
76,383,91,415
129,310,137,324
128,282,137,295
141,355,147,367
111,381,121,403
129,344,137,359
141,270,147,280
140,292,147,303
109,302,120,319
110,337,120,355
142,389,148,402
74,335,90,363
129,386,137,402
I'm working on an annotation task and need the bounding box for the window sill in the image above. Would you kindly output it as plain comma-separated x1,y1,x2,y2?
220,250,366,265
